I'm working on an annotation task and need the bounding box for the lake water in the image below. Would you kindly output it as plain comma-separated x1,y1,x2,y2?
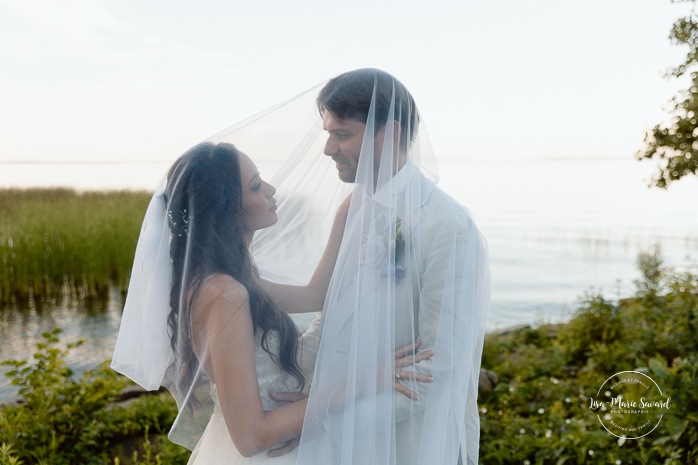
1,158,697,402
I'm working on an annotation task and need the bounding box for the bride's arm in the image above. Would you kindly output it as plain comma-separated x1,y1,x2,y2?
193,275,307,457
261,196,350,313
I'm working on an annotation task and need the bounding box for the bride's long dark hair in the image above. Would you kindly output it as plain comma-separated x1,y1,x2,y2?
164,142,304,397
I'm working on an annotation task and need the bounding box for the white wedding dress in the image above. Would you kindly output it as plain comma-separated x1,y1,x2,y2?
188,332,306,465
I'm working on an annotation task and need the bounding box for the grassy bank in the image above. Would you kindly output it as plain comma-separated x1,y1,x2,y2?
1,253,696,464
0,189,150,305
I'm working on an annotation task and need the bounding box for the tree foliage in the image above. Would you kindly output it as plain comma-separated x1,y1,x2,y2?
639,0,698,187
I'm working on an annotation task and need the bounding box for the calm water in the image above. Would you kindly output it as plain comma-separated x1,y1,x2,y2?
1,158,697,402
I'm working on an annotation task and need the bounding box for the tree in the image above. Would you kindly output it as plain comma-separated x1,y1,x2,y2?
638,0,698,188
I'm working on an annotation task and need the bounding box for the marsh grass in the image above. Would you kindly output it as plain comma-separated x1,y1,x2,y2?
0,188,150,306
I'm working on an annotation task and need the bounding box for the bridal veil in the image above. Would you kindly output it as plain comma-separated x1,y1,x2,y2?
111,69,489,465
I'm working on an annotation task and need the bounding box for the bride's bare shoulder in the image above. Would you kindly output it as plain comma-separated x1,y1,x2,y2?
197,274,250,309
190,275,253,359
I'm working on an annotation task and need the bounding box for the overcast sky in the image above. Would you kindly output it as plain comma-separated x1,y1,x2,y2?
0,0,690,163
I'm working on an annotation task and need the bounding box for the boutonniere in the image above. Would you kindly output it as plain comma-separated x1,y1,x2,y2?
381,217,406,280
394,217,405,262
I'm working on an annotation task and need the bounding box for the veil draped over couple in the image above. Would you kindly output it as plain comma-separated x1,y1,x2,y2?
111,68,489,465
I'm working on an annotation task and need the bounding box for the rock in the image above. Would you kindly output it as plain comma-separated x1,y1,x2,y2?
115,384,150,402
491,324,531,337
2,396,24,408
479,369,499,393
110,384,166,408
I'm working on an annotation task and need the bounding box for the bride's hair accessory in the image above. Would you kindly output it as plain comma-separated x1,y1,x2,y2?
167,208,191,236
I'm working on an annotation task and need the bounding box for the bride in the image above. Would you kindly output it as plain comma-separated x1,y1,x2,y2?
111,140,430,463
160,142,320,462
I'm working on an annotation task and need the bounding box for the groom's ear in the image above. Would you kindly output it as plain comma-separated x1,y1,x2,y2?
389,120,401,146
377,120,401,142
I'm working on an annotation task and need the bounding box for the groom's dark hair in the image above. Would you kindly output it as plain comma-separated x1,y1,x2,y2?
317,68,419,151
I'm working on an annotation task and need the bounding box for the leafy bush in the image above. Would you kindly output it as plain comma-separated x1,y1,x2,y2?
0,328,127,463
479,252,698,464
642,354,698,464
0,328,189,465
0,443,23,465
1,250,695,464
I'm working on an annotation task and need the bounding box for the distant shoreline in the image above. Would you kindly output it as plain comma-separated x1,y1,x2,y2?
0,156,643,165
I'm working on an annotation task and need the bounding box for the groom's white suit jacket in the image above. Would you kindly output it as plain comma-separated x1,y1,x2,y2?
300,164,486,465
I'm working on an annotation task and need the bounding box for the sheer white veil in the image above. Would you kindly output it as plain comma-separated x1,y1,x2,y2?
110,69,489,464
110,83,350,449
294,69,489,465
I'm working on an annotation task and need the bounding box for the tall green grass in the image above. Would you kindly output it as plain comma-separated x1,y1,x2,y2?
0,189,151,305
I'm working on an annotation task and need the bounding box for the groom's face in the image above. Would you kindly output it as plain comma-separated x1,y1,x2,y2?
322,110,386,183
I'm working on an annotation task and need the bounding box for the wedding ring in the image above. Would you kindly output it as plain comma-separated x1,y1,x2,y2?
395,370,402,380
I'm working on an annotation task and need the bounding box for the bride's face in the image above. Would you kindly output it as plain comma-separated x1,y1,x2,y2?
237,151,277,231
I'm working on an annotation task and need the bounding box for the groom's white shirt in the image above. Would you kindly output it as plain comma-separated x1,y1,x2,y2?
300,163,483,464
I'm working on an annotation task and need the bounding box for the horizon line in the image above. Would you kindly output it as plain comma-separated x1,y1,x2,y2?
0,155,640,165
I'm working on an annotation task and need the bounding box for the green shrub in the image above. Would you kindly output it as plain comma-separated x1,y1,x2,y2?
642,354,698,464
0,328,189,465
2,248,695,464
479,252,698,464
0,443,23,465
1,328,128,463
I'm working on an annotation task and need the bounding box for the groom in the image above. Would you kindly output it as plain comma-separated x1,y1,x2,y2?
276,69,488,465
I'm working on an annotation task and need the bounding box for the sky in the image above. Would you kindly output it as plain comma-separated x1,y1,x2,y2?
0,0,692,164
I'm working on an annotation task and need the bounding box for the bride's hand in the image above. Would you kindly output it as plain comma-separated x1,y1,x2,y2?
394,339,434,401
